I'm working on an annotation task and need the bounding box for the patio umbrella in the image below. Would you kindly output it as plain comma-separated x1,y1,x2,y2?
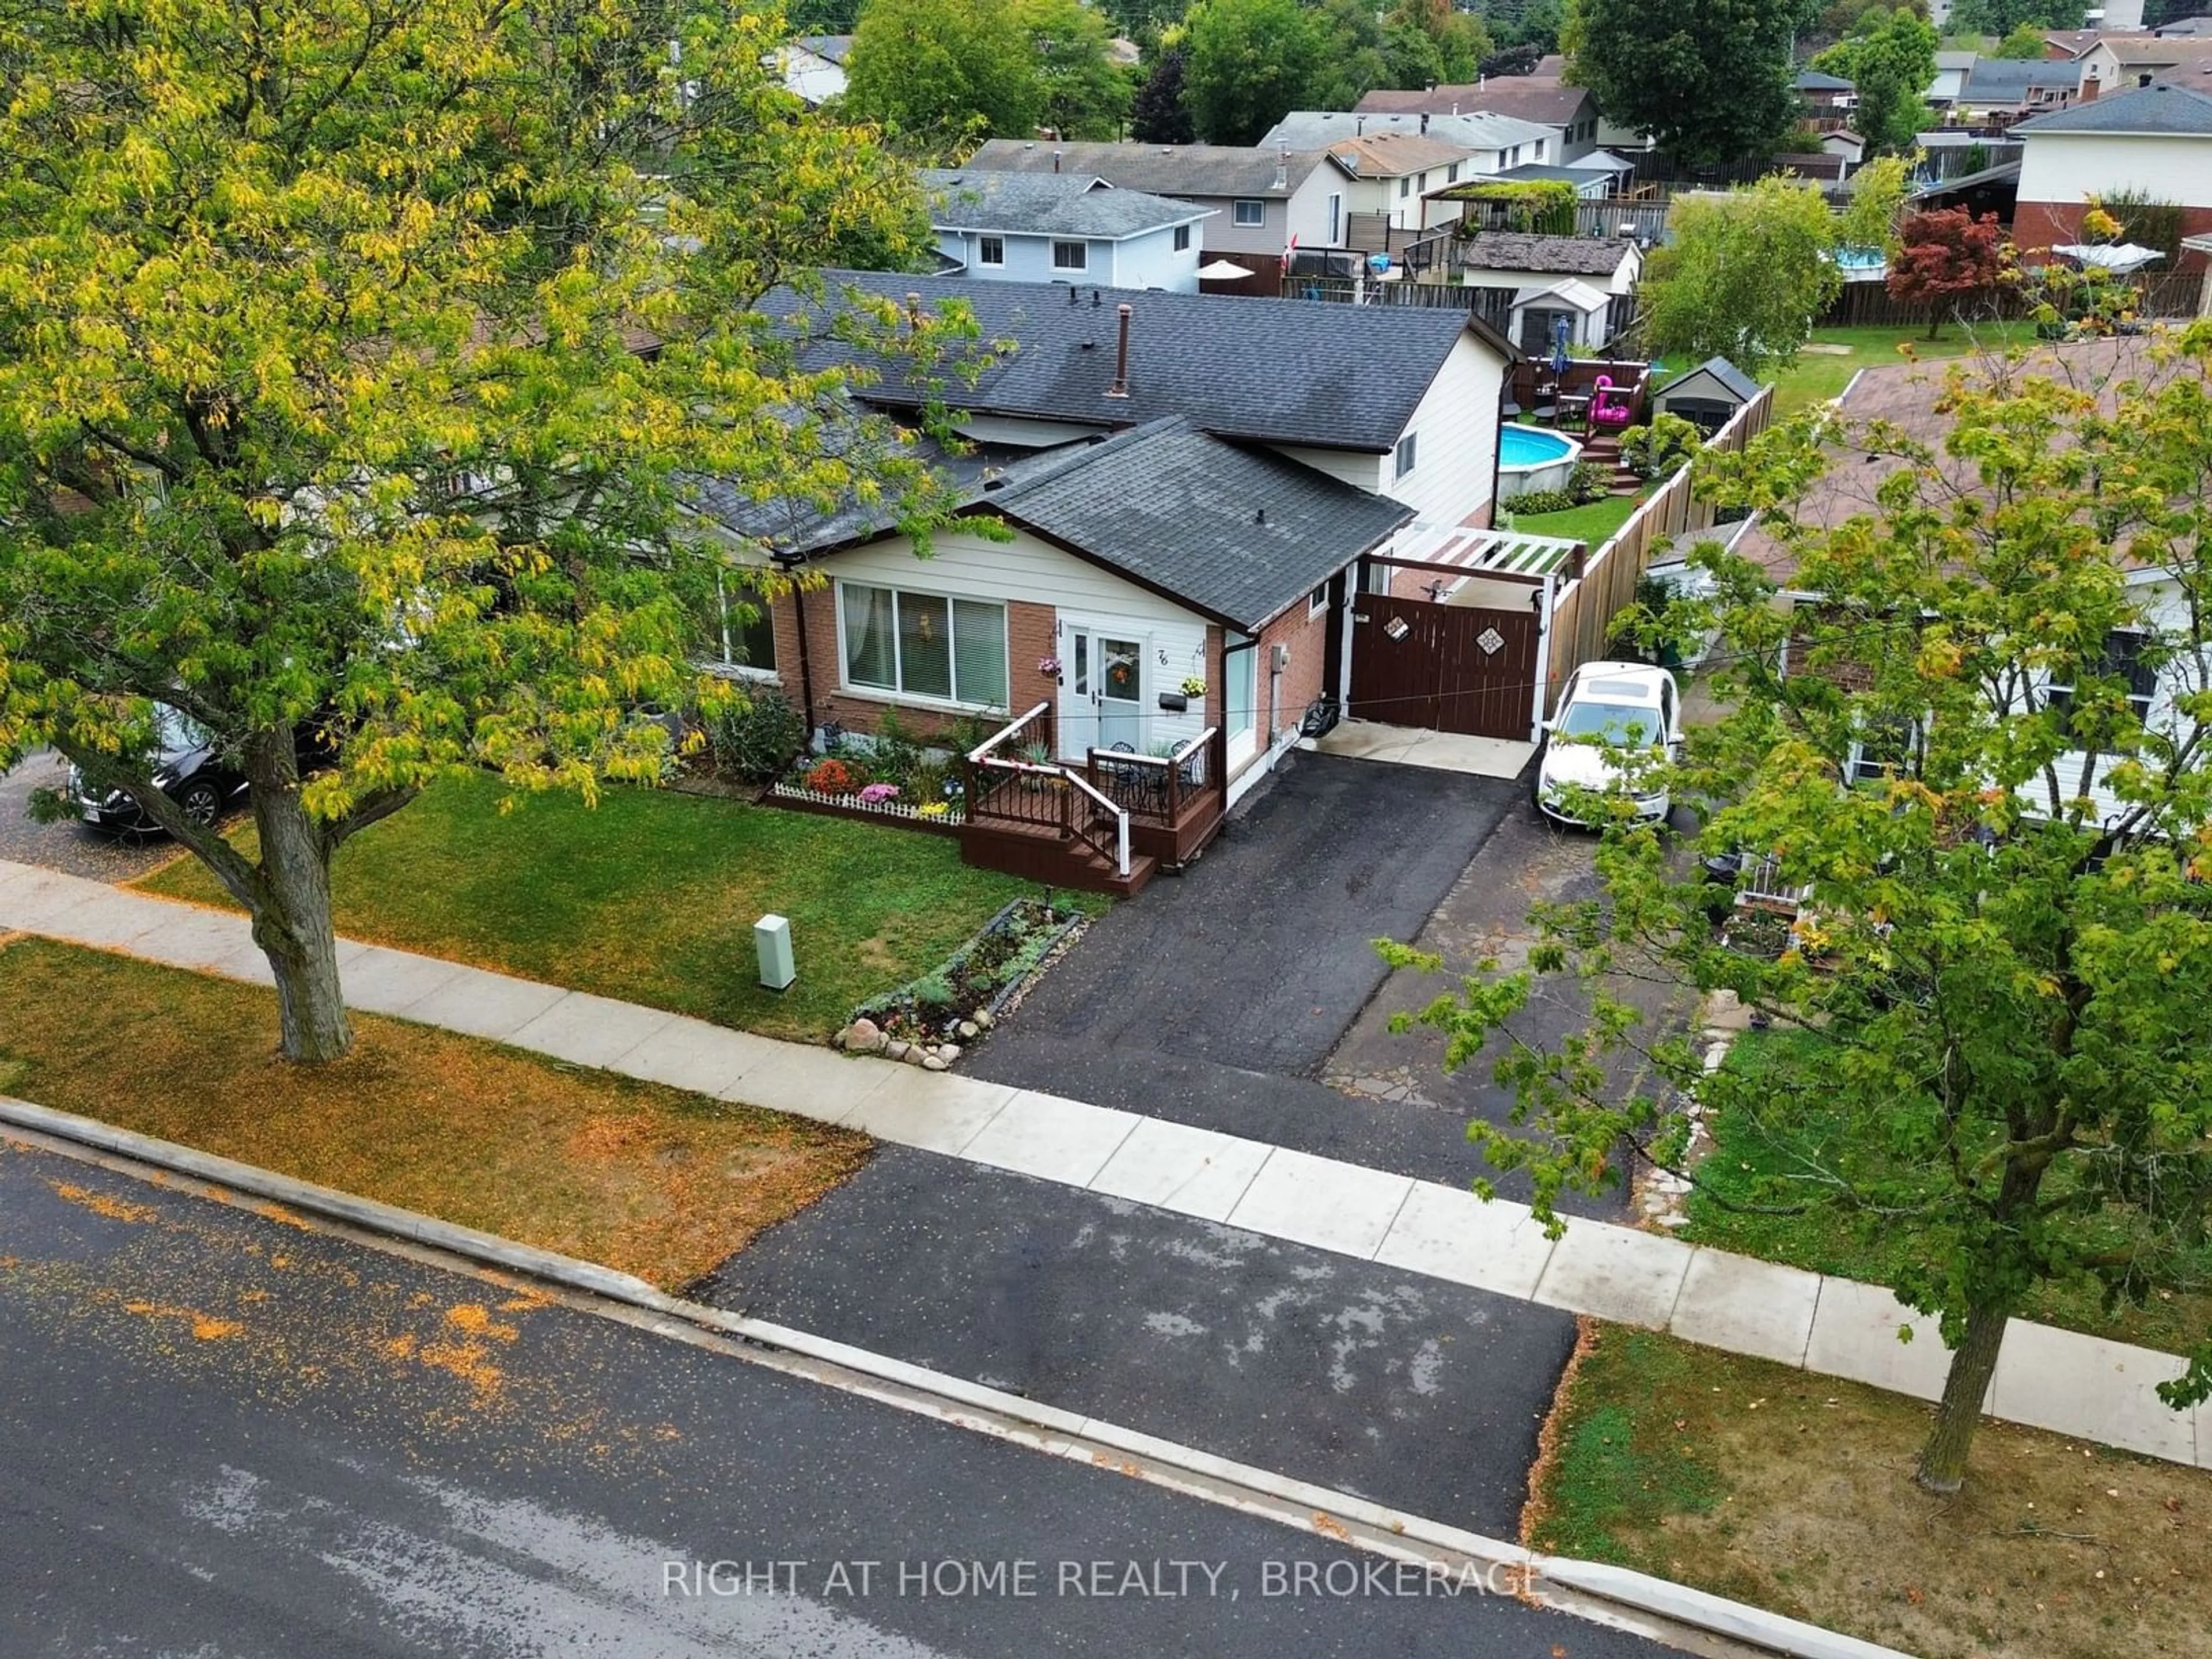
1195,258,1255,280
1549,313,1571,380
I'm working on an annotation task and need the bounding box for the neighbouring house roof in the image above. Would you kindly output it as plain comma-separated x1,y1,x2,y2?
983,418,1414,629
963,139,1331,199
778,271,1516,453
1486,162,1616,188
1905,157,2022,200
1260,109,1558,154
1795,70,1855,92
1324,133,1475,178
2092,33,2212,65
2156,16,2212,36
1724,335,2168,584
1959,58,2081,103
792,33,853,63
1457,232,1637,277
1655,355,1760,402
921,171,1211,240
1935,50,1979,70
1355,79,1594,128
2014,79,2212,134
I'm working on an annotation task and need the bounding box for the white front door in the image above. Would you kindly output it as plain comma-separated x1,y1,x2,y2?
1061,625,1146,759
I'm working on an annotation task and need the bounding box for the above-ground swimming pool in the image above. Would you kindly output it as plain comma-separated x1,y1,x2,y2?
1498,423,1582,501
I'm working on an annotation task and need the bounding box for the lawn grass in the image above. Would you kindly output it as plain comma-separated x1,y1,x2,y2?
1507,493,1641,549
0,937,868,1289
1770,320,2037,417
137,771,1084,1043
1527,1324,2212,1659
1683,1028,2212,1355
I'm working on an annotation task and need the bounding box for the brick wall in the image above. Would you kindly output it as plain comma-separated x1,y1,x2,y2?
1253,595,1332,749
2014,199,2212,272
771,587,1056,747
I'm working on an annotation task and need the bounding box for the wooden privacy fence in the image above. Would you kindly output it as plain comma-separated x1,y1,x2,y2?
1819,269,2203,329
1543,384,1775,712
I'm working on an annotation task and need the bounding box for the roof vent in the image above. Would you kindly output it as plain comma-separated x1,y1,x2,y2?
1107,304,1132,399
1253,507,1267,525
982,475,1008,491
1092,287,1101,306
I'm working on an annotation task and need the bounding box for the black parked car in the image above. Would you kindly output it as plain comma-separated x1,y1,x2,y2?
67,706,245,833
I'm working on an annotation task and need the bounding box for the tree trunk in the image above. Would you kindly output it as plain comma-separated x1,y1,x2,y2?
1925,315,1942,340
1915,1300,2008,1494
246,734,353,1064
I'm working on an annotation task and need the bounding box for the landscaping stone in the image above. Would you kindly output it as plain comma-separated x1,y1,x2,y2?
884,1040,909,1062
921,1054,949,1071
903,1046,928,1067
973,1009,994,1029
847,1017,882,1052
937,1043,961,1064
957,1020,980,1040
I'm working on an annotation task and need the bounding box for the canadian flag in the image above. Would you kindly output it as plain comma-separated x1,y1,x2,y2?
1285,232,1298,260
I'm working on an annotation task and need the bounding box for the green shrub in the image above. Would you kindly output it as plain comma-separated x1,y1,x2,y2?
1505,486,1581,514
1568,461,1613,503
1619,413,1703,481
868,706,927,788
705,686,808,782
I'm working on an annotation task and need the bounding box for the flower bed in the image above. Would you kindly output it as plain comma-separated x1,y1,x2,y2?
834,897,1082,1066
768,779,964,828
762,713,974,832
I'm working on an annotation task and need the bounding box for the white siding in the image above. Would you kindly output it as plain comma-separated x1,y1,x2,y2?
1264,445,1386,493
1380,330,1505,528
824,526,1210,756
2017,131,2212,211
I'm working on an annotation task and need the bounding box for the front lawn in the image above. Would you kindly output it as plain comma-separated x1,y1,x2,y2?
0,938,868,1289
1506,493,1641,550
1528,1325,2212,1659
139,772,1084,1043
1770,321,2036,417
1683,1028,2212,1355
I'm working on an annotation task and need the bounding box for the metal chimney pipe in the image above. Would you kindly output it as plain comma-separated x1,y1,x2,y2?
1107,304,1131,399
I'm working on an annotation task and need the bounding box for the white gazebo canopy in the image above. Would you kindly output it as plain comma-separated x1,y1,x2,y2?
2052,243,2165,274
1195,258,1255,280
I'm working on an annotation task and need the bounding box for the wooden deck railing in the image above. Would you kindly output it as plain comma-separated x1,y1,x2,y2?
962,700,1131,878
1081,728,1218,827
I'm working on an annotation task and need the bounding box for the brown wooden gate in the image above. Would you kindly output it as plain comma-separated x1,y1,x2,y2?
1349,594,1540,740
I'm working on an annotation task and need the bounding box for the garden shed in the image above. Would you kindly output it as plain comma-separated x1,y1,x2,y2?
1650,357,1761,435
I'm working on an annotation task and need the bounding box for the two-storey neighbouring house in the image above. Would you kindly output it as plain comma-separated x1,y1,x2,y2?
960,141,1341,290
922,171,1214,293
2013,81,2212,269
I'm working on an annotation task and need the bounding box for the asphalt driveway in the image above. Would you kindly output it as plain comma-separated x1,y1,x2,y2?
0,749,185,882
697,1146,1578,1540
971,751,1526,1185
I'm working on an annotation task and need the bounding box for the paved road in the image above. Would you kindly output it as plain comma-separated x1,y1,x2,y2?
0,1137,1681,1659
0,749,183,882
698,1146,1578,1539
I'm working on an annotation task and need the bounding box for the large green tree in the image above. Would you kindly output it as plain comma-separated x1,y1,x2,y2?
1639,176,1842,374
1389,330,2212,1493
844,0,1043,142
1565,0,1806,165
1180,0,1325,144
1812,6,1938,155
1022,0,1134,138
0,0,961,1062
1948,0,2084,35
1131,43,1199,142
1387,0,1493,84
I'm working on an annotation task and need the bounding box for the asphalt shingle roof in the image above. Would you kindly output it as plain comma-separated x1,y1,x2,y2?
1324,134,1475,177
1794,70,1855,90
989,419,1412,629
1262,109,1558,153
1959,57,2080,101
1457,232,1635,276
1355,80,1593,127
2014,79,2212,133
921,171,1210,239
1655,356,1760,402
964,140,1330,199
793,33,853,62
779,271,1510,452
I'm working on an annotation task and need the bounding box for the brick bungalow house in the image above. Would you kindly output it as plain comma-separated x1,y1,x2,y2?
689,272,1516,817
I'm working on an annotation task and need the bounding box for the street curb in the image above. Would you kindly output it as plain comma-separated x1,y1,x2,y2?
0,1092,1907,1659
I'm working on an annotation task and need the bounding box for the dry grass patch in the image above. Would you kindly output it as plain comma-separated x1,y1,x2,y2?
1529,1325,2212,1659
0,938,868,1289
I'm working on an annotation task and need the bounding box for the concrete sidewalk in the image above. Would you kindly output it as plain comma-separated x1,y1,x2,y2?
2,854,2205,1471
